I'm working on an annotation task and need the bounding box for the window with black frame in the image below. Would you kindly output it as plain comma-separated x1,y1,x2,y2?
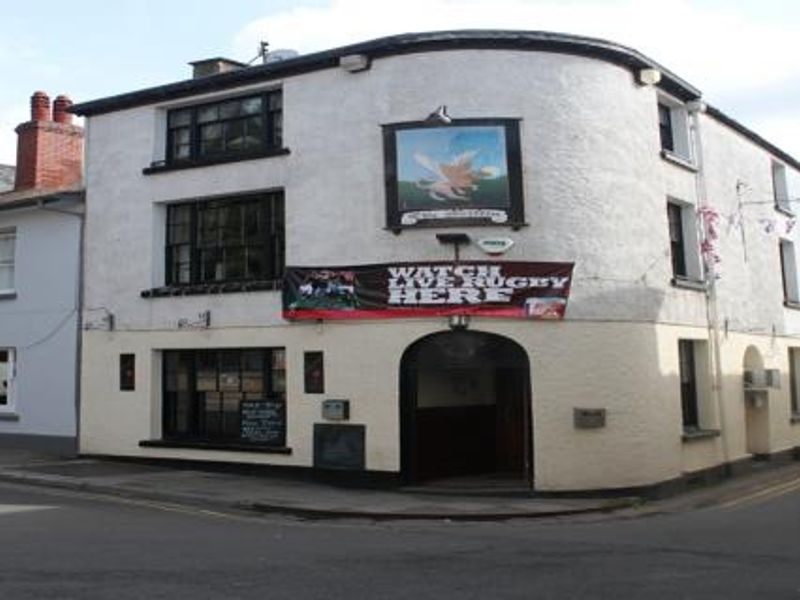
162,348,287,446
166,91,282,165
165,191,284,287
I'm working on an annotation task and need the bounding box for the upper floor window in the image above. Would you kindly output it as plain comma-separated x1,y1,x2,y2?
780,239,799,305
166,191,284,287
667,200,703,284
0,229,15,294
167,90,282,165
772,161,791,214
658,98,692,163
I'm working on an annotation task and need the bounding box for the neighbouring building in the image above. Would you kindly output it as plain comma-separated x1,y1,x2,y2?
71,31,800,493
0,92,84,454
0,165,14,192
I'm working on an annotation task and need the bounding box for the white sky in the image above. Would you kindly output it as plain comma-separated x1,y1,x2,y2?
1,0,799,164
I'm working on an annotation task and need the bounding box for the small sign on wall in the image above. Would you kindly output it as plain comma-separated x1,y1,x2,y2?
322,399,350,421
574,408,606,429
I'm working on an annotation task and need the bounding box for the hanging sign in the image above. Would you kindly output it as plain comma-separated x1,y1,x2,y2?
283,261,573,321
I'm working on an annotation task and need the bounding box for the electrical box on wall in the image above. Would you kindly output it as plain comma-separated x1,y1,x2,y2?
574,408,606,429
322,399,350,421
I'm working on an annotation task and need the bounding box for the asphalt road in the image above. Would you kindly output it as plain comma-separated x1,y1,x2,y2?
0,480,798,599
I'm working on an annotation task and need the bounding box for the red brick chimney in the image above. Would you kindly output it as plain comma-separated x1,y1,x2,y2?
14,91,84,191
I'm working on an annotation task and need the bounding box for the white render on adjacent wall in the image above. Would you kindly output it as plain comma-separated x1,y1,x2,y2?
0,202,80,448
78,36,800,491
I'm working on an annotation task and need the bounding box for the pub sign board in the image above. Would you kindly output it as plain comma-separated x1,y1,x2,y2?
383,119,524,230
283,261,573,321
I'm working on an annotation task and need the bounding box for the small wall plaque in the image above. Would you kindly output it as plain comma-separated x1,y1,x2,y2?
574,408,606,429
322,399,350,421
477,237,514,255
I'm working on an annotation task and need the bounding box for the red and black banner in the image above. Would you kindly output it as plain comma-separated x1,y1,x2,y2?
283,261,574,321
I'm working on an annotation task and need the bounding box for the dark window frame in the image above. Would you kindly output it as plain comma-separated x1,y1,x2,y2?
658,102,674,153
304,351,325,394
790,348,800,416
166,90,282,166
678,340,699,430
120,353,136,391
165,191,285,287
162,348,287,446
667,202,687,278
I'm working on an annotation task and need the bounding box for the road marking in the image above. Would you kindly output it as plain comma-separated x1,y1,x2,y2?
717,477,800,510
0,504,56,515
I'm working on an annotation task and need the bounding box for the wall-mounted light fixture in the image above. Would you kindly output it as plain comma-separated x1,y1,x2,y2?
638,68,661,86
426,105,452,124
339,54,370,73
449,314,470,330
178,310,211,329
436,232,470,261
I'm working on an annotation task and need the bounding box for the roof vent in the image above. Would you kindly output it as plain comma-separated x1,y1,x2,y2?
264,49,300,64
189,58,247,79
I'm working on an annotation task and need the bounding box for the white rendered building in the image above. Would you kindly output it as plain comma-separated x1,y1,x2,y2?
72,31,800,493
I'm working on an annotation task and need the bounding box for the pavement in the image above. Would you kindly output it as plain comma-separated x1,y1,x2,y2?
0,449,798,521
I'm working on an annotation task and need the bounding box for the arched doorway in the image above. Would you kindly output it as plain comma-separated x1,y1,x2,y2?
743,345,770,455
400,330,532,486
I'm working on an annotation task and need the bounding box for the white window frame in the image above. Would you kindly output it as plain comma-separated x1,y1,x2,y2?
658,95,694,164
773,161,792,214
0,348,16,414
0,228,16,295
667,199,703,283
780,239,800,304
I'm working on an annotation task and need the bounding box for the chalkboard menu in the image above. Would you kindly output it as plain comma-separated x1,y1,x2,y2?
240,399,286,446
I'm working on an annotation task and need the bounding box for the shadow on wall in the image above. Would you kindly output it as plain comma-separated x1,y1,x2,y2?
567,282,667,322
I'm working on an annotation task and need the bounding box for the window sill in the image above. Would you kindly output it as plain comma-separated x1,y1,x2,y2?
142,147,290,175
790,413,800,424
0,411,20,421
660,150,697,172
0,291,17,300
671,277,706,292
141,279,282,298
774,204,794,217
139,439,292,454
783,300,800,311
682,428,721,442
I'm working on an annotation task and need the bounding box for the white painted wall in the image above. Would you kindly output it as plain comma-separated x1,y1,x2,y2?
79,46,800,490
0,202,80,443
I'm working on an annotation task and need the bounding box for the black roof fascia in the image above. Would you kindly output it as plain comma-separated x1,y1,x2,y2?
705,105,800,172
70,29,701,117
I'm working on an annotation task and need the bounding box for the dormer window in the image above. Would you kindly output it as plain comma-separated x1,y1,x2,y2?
166,90,282,165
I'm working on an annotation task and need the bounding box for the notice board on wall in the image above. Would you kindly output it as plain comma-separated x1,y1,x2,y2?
313,424,365,471
240,399,286,446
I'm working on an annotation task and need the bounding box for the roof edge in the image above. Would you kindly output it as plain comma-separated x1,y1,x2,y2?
70,29,700,117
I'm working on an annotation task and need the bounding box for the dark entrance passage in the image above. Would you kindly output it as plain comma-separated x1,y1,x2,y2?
400,331,531,486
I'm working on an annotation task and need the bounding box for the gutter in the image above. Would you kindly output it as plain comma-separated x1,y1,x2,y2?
70,29,701,117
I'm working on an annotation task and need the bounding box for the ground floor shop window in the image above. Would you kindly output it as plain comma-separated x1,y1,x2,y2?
0,348,14,411
163,348,286,446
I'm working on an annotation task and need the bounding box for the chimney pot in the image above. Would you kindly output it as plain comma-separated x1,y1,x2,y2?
31,91,51,122
53,95,73,124
14,90,83,191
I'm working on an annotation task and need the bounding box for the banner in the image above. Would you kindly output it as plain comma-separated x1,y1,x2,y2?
283,261,574,321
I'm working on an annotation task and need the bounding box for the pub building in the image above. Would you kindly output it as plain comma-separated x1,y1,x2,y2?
72,31,800,494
